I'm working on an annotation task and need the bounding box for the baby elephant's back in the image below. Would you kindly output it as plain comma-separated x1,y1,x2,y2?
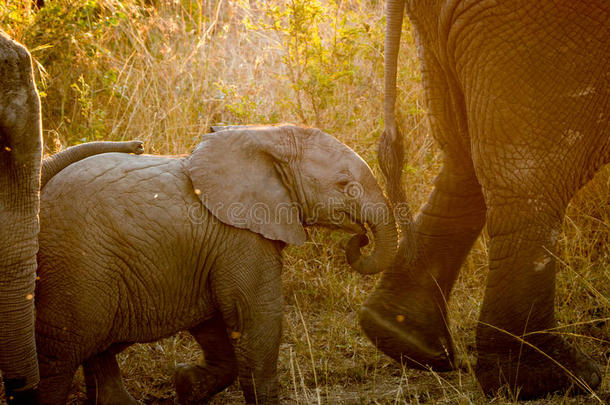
38,153,201,286
42,153,188,206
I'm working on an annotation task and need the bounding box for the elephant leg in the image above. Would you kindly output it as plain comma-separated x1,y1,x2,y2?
475,198,601,398
360,158,486,370
0,269,39,405
214,253,283,404
231,307,282,405
83,350,138,405
174,316,238,404
37,363,77,405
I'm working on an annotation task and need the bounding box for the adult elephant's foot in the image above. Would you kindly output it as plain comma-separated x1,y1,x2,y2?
476,335,601,399
174,362,237,404
359,282,455,371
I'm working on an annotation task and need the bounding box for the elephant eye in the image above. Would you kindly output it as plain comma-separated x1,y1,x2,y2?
337,179,350,188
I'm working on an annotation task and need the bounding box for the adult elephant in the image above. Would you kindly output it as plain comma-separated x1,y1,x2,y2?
360,0,609,399
0,32,143,404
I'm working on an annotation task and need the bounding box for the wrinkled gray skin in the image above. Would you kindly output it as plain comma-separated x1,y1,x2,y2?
360,0,609,399
0,30,42,405
35,125,397,404
0,31,143,404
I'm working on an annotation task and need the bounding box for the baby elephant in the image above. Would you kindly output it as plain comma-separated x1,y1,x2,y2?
35,125,397,404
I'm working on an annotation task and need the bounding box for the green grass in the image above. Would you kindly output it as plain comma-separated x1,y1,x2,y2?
1,1,608,403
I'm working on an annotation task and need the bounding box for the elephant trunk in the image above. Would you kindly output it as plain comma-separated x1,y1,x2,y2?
0,257,39,392
0,165,40,396
346,200,397,275
0,31,42,398
41,140,144,187
378,0,416,257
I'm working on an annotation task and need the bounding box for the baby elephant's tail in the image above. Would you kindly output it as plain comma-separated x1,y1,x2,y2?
41,140,144,187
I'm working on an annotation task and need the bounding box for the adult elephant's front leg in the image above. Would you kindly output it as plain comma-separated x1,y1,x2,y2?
476,194,601,398
360,158,486,370
362,45,486,370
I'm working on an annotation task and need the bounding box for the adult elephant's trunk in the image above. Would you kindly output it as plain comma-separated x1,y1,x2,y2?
346,201,398,275
0,30,42,402
378,0,415,257
41,140,144,187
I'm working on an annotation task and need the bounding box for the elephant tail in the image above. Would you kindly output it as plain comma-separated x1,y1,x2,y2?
41,140,144,187
378,0,415,258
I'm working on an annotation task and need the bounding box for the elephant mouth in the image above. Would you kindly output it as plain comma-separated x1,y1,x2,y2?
342,214,366,234
343,204,397,275
310,209,366,234
343,208,369,232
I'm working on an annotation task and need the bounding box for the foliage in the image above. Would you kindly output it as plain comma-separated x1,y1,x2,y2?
1,0,136,147
244,0,384,128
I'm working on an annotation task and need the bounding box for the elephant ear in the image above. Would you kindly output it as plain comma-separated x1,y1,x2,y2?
188,126,307,245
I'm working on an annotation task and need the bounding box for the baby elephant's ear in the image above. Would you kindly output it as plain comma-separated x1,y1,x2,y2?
188,128,306,245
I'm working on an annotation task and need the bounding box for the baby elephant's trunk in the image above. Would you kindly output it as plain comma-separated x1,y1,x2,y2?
346,203,397,275
41,141,144,187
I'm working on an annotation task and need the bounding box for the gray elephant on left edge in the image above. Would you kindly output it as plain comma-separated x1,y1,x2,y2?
34,124,397,405
0,31,143,404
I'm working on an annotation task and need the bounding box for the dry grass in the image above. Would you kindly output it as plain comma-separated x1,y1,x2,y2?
1,0,608,403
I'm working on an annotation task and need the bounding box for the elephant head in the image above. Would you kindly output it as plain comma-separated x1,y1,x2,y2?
190,125,398,275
